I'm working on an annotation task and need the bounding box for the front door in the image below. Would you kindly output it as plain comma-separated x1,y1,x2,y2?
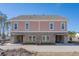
16,35,23,43
55,35,64,43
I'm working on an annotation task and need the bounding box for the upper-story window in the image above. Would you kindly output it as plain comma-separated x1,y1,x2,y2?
26,23,28,29
14,22,18,30
49,22,54,30
61,22,65,30
25,22,29,30
14,24,17,29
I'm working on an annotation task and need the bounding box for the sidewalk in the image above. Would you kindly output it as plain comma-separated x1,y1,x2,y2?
0,43,79,52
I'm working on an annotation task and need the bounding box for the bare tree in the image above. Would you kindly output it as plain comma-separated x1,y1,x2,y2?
0,11,7,44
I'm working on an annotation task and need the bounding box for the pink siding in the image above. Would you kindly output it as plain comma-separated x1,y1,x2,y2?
40,21,49,31
54,21,67,31
40,21,67,31
12,21,67,32
54,21,61,31
29,21,39,31
19,21,25,31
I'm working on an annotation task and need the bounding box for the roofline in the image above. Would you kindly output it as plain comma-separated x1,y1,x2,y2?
7,19,67,22
9,15,68,20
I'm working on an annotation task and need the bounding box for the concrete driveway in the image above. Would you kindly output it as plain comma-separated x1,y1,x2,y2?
0,43,79,52
22,45,79,52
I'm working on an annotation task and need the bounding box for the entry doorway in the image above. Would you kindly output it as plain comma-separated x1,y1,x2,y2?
55,35,64,43
15,35,23,43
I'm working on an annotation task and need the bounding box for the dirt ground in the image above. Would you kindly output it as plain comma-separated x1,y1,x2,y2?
0,43,79,56
35,52,79,56
0,48,35,56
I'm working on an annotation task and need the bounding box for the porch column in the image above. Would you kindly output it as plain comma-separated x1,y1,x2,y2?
23,35,27,43
49,33,55,44
64,35,68,43
10,35,15,43
35,32,41,44
51,34,55,44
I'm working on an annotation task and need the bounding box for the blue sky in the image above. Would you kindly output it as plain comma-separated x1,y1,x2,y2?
0,3,79,32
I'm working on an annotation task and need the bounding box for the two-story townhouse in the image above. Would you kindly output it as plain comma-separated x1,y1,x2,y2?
8,15,68,44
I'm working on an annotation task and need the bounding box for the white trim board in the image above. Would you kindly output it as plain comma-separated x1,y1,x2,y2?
8,20,67,22
11,31,68,33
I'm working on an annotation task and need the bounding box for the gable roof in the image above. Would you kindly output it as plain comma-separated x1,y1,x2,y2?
9,15,67,21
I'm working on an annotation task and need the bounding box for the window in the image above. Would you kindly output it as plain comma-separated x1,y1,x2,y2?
33,36,36,41
42,35,49,42
29,36,32,41
49,22,54,30
25,22,29,30
47,36,49,40
26,23,28,29
15,24,17,29
61,22,65,30
43,36,45,41
14,23,18,30
29,35,36,42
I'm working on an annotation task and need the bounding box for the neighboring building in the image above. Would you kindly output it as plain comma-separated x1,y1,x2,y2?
75,33,79,38
8,15,68,44
73,33,79,41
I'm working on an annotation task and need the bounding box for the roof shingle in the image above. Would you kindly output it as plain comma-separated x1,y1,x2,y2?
10,15,67,21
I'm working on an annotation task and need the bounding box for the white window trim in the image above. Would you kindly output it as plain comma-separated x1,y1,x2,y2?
28,35,36,42
42,35,46,42
61,22,65,30
25,22,29,31
32,35,36,42
49,22,54,30
28,35,32,41
11,31,68,33
42,35,49,42
13,22,18,30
